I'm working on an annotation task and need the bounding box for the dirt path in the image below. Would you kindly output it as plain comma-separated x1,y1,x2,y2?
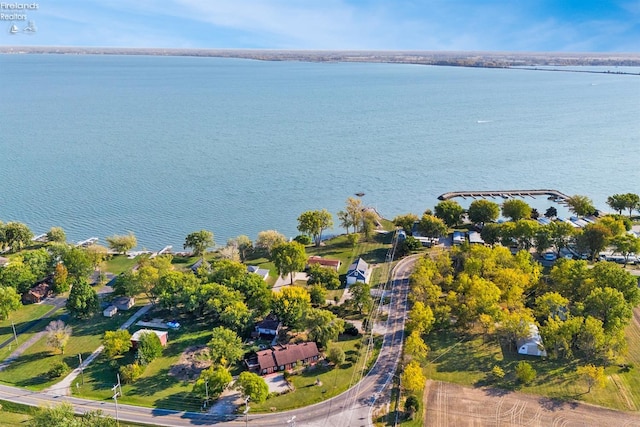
424,380,640,427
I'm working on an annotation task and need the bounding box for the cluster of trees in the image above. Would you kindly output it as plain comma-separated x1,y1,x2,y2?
102,328,163,384
607,193,640,217
337,197,380,242
29,403,116,427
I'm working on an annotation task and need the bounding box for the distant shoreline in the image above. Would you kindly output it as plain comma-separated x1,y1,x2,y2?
2,47,640,71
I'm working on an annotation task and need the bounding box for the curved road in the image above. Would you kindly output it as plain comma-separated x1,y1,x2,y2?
0,255,418,427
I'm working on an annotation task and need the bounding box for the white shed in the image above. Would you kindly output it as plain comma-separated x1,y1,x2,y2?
103,305,118,318
517,323,547,357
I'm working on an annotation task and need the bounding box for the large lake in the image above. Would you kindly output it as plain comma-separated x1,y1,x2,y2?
1,55,639,250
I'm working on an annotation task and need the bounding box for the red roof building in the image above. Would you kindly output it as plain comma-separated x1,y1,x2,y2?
307,256,341,271
255,342,320,375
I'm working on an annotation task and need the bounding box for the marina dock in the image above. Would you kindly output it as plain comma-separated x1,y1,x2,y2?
438,189,570,201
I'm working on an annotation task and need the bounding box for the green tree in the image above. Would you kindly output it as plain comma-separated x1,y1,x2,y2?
22,248,53,279
119,363,144,384
361,210,379,241
566,195,595,216
544,206,558,218
326,344,346,366
183,229,214,258
611,234,640,264
417,214,447,238
534,225,552,255
304,308,344,347
597,215,626,236
136,331,163,365
307,263,340,289
534,292,568,321
337,210,352,234
344,197,364,233
255,230,287,256
515,361,536,384
349,281,373,314
480,223,502,246
393,213,419,234
576,223,612,261
272,286,311,328
297,209,333,247
46,226,66,243
468,199,500,225
61,246,94,279
402,361,426,394
85,244,109,273
590,261,640,306
576,364,606,393
113,271,142,297
548,221,576,253
404,394,420,419
236,371,269,403
106,233,137,254
0,260,36,293
501,199,532,221
3,221,33,252
607,193,639,217
584,286,631,332
309,284,327,305
103,330,132,358
512,219,539,250
271,241,307,285
193,366,232,399
0,286,21,320
45,320,72,355
208,326,244,367
434,200,464,228
227,235,253,261
66,279,99,319
29,403,117,427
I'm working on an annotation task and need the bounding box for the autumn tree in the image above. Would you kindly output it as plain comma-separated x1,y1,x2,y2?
576,223,611,261
106,233,137,254
501,199,531,221
271,241,307,285
404,330,429,362
228,235,253,261
576,364,606,393
345,197,364,233
255,230,286,255
406,301,435,335
46,320,72,354
184,229,214,258
297,209,333,247
193,366,232,400
402,361,426,394
272,286,311,328
467,199,500,225
103,330,132,358
361,210,379,241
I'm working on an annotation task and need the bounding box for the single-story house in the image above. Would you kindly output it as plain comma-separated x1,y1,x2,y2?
253,314,281,338
113,296,135,311
23,282,52,304
346,257,371,285
103,305,118,318
130,329,168,349
307,256,341,271
255,342,320,375
247,265,270,281
517,323,547,357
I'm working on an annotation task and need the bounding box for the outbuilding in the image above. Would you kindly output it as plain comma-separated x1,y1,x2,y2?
103,306,118,318
130,329,168,349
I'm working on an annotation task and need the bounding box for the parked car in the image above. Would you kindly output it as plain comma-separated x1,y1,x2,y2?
166,321,181,330
543,252,557,261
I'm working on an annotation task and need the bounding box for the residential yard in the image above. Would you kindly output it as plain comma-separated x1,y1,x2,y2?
424,317,640,412
0,303,55,346
251,334,381,413
0,307,64,363
0,305,141,391
102,255,139,275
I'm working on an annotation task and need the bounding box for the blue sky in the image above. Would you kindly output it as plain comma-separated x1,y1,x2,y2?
2,0,639,51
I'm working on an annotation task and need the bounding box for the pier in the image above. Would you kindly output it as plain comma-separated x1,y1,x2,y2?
438,189,570,201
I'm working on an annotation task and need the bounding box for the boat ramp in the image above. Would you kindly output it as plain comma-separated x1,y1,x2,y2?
438,189,570,202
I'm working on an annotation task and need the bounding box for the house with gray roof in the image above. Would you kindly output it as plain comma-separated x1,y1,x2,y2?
346,257,372,285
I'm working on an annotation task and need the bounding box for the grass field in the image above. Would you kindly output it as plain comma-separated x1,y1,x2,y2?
102,255,139,275
0,303,55,348
424,319,640,412
0,306,140,391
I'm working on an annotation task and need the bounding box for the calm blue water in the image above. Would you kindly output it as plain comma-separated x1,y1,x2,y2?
1,54,639,250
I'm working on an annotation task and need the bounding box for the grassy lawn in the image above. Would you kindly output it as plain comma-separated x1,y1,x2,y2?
0,307,65,362
424,325,640,411
307,233,392,275
0,304,55,346
73,323,214,412
0,306,141,391
102,255,139,275
250,334,378,413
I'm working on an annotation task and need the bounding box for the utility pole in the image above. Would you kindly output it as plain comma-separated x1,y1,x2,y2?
204,379,209,408
78,353,84,385
11,321,18,346
112,374,122,426
243,396,250,427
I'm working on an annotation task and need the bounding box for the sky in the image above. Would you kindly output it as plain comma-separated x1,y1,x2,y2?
1,0,639,52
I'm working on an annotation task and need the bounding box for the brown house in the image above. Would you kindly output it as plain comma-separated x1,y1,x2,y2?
255,342,320,375
307,256,341,271
23,282,52,304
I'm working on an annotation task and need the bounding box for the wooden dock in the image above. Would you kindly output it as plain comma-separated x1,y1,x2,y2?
438,189,570,201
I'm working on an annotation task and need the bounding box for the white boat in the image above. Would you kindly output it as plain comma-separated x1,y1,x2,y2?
9,24,19,34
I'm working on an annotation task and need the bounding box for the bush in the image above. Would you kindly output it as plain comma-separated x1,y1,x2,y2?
515,361,536,384
119,363,144,384
47,361,70,379
343,322,359,336
326,345,346,366
491,365,505,381
293,235,312,245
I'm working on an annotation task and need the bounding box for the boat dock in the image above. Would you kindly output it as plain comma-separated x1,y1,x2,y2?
438,189,570,201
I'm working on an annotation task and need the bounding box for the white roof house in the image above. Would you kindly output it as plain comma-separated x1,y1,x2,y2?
247,265,270,281
346,258,372,285
517,323,547,357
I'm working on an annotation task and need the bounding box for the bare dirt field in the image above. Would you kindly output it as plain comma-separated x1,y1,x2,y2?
425,380,640,427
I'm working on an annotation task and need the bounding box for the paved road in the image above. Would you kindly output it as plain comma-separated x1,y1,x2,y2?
0,257,417,426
